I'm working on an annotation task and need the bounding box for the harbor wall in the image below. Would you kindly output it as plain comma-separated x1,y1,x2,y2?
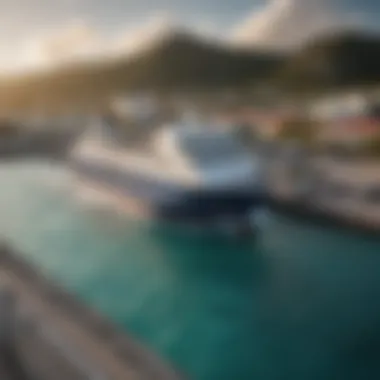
265,149,380,236
0,244,184,380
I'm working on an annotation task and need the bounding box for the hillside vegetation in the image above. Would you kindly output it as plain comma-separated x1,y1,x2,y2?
278,31,380,92
0,32,283,113
1,30,380,113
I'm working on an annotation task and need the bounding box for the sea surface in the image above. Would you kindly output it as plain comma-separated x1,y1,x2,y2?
2,160,380,380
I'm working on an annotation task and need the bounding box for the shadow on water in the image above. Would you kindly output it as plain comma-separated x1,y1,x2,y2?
147,222,264,273
132,222,380,380
18,201,380,380
71,211,272,379
137,224,270,380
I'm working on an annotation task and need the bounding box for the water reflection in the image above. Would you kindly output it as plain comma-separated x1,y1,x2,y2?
2,162,380,379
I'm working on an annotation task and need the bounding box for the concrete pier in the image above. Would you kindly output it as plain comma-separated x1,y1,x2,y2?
0,244,184,380
265,150,380,236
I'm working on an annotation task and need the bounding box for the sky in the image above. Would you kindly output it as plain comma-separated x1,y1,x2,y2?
0,0,378,73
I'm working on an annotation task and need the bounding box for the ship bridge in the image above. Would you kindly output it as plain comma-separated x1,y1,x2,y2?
153,121,262,190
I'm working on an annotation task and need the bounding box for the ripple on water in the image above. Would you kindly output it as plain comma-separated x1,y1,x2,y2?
2,161,380,380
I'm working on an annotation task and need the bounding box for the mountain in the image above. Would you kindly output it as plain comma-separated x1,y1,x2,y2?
277,30,380,92
0,31,283,113
3,29,380,114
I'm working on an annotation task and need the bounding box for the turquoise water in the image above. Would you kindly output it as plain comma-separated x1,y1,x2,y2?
2,160,380,380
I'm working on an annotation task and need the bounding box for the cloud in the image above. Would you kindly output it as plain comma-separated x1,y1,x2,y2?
112,12,176,56
19,13,179,70
20,11,221,71
230,0,367,50
112,12,220,56
11,0,372,74
26,20,104,66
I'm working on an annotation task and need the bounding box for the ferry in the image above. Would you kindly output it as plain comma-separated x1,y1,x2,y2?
69,104,267,236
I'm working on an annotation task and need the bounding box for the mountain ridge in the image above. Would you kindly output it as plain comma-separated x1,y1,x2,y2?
2,28,380,113
277,29,380,91
0,30,284,113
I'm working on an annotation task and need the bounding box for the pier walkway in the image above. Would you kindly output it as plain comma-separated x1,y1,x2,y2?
0,244,183,380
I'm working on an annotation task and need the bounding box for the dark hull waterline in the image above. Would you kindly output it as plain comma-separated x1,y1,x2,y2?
71,160,266,233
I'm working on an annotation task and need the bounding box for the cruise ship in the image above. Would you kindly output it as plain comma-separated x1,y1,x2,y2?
69,103,267,235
